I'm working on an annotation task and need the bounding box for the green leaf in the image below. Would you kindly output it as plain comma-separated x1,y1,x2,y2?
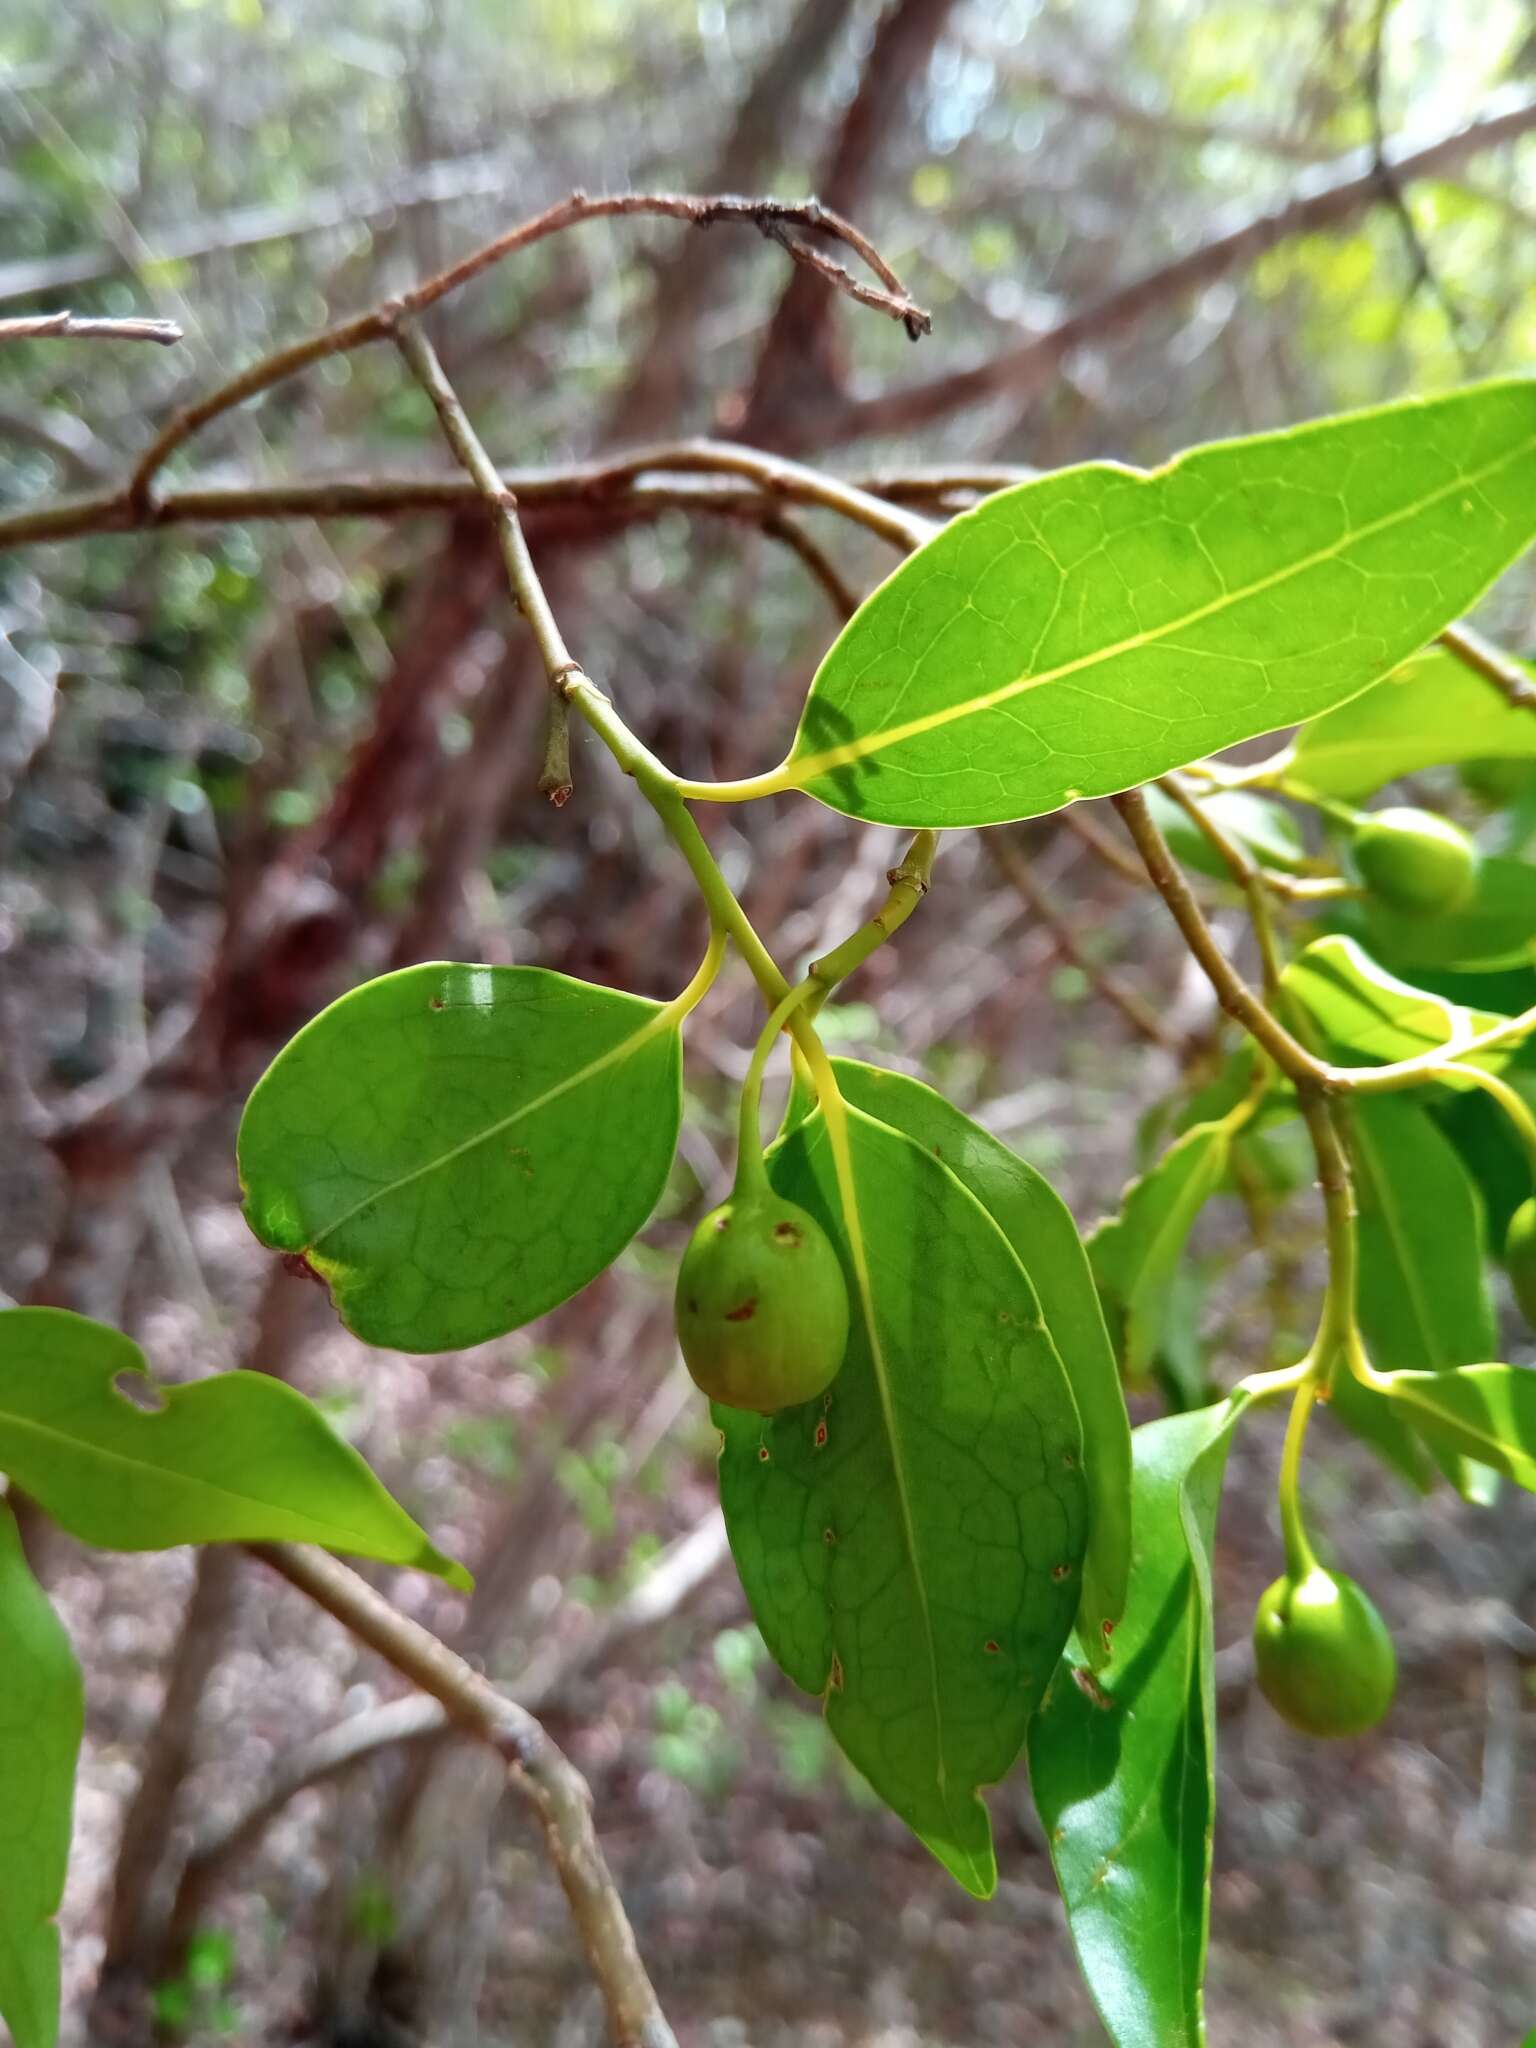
1351,1096,1498,1373
1281,935,1515,1079
0,1309,470,1589
238,963,684,1351
1324,1365,1437,1495
717,1103,1088,1897
1378,1363,1536,1494
1358,857,1536,975
828,1058,1130,1665
1088,1117,1235,1382
1283,646,1536,799
1144,786,1308,879
0,1503,81,2048
1029,1397,1245,2048
763,381,1536,827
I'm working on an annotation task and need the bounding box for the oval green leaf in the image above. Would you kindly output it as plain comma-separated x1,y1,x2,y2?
1283,646,1536,800
1281,934,1516,1078
238,963,684,1351
1029,1397,1245,2048
0,1308,470,1587
1088,1116,1236,1383
717,1102,1088,1898
1359,856,1536,975
759,381,1536,826
1380,1363,1536,1490
828,1057,1130,1665
1351,1096,1498,1374
0,1502,81,2048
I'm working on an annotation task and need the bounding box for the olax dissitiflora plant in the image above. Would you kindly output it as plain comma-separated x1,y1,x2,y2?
4,196,1536,2048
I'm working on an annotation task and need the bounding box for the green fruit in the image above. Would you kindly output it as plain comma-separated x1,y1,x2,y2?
1504,1195,1536,1325
1252,1567,1397,1738
1351,806,1479,915
675,1192,850,1413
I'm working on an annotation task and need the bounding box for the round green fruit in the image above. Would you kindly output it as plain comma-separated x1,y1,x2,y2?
675,1192,850,1414
1252,1566,1396,1738
1504,1195,1536,1326
1351,806,1479,915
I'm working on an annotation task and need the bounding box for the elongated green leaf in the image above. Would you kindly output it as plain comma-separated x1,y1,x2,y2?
718,1104,1088,1897
1281,935,1515,1079
238,963,684,1352
1283,646,1536,799
0,1503,81,2048
1324,1356,1436,1494
1089,1118,1234,1381
1351,1096,1497,1373
1029,1397,1245,2048
1359,857,1536,975
1144,785,1308,880
1380,1363,1536,1489
0,1309,469,1587
829,1059,1130,1665
762,381,1536,827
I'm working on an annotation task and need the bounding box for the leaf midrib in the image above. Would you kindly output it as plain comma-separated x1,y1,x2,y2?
0,1399,400,1551
304,1004,672,1250
787,426,1535,788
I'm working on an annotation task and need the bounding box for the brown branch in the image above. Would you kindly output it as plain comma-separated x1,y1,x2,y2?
124,191,928,509
988,831,1181,1052
0,310,182,345
1440,620,1536,715
821,92,1536,444
249,1542,678,2048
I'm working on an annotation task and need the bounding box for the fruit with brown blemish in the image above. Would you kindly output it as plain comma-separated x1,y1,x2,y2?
674,1191,849,1414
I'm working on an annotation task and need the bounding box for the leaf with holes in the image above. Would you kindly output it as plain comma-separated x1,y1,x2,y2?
1088,1117,1235,1383
744,381,1536,826
716,1102,1087,1897
1029,1397,1245,2048
0,1308,469,1586
0,1502,81,2048
238,963,685,1351
829,1058,1130,1666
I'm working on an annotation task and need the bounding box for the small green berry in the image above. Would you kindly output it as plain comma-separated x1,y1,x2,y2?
675,1192,849,1414
1351,806,1478,915
1252,1566,1396,1738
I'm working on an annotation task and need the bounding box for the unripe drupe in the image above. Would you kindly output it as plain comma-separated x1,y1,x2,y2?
1252,1566,1396,1738
1351,805,1478,915
675,1191,849,1414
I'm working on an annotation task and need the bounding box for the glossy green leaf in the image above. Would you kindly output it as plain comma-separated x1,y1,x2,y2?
1029,1397,1245,2048
828,1058,1130,1666
1359,857,1536,974
0,1503,81,2048
1351,1096,1498,1373
1144,785,1308,879
761,382,1536,827
0,1309,470,1588
238,963,684,1351
1379,1363,1536,1490
1281,935,1516,1080
1088,1117,1235,1382
717,1103,1088,1897
1324,1366,1436,1496
1282,646,1536,799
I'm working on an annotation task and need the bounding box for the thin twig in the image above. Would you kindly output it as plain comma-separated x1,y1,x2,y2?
249,1542,678,2048
125,191,928,508
1440,620,1536,714
0,310,182,345
988,831,1181,1051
